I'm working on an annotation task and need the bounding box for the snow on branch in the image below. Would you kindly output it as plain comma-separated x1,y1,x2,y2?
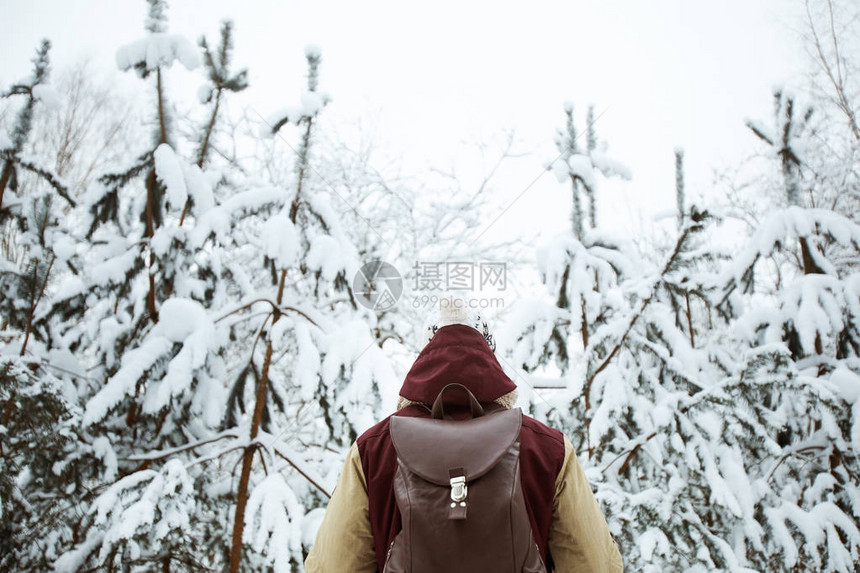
152,143,214,216
260,92,330,137
190,186,285,247
0,149,76,207
715,207,860,305
243,474,304,569
83,298,223,427
116,34,201,76
55,459,195,572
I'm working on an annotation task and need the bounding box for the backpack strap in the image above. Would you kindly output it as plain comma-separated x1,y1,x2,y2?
430,383,484,420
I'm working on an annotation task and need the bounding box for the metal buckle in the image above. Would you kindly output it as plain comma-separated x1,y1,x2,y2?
450,476,467,502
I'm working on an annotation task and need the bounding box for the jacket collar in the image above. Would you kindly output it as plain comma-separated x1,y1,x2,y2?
398,324,517,405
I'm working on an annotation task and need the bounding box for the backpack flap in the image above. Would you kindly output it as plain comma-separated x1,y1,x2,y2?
390,408,522,519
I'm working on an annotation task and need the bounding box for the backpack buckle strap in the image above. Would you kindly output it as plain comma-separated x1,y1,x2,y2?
450,475,467,502
448,469,468,520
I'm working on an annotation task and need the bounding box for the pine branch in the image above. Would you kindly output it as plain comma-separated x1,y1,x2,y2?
586,219,702,386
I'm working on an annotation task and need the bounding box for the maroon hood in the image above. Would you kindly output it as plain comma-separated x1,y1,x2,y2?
399,324,517,404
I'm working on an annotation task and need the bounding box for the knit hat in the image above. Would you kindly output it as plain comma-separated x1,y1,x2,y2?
420,292,496,351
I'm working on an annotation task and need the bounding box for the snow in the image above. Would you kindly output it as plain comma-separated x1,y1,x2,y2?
89,248,137,287
197,83,213,104
261,91,329,136
156,298,209,342
191,186,284,247
116,33,201,75
54,531,105,573
46,348,85,379
549,156,569,183
132,298,222,418
589,364,631,445
261,211,300,268
82,459,194,563
300,91,325,116
149,226,176,257
717,207,860,297
184,162,215,215
52,276,84,303
243,474,304,572
50,231,77,261
829,368,860,451
293,321,322,401
92,436,118,481
321,320,399,434
0,130,12,150
591,149,632,180
638,527,671,561
568,153,597,190
306,234,348,282
302,507,326,547
83,335,174,426
153,143,187,208
32,83,61,109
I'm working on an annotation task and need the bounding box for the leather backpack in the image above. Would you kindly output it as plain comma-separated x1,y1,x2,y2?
384,383,547,573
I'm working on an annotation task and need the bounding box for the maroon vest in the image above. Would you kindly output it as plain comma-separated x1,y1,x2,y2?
357,405,565,571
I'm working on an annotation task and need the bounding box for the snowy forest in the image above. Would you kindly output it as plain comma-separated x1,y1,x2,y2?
1,0,859,571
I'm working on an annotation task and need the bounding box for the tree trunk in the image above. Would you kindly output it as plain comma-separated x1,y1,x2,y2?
180,90,221,226
145,170,159,323
685,291,695,348
0,160,13,212
156,69,168,146
289,119,314,223
799,236,825,275
229,269,287,573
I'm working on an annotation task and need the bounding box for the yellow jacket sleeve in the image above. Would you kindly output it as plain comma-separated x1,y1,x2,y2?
304,442,377,573
548,435,623,572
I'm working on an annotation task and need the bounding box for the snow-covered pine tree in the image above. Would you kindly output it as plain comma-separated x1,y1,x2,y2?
529,89,860,572
43,2,236,569
549,102,631,241
701,88,860,571
127,41,398,570
504,102,634,420
179,19,248,226
745,89,825,275
0,39,75,340
220,44,337,572
504,103,802,570
0,40,74,219
47,8,358,570
49,17,395,568
0,39,107,573
0,357,90,571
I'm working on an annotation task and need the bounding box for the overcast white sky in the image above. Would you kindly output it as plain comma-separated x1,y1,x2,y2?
1,0,807,257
